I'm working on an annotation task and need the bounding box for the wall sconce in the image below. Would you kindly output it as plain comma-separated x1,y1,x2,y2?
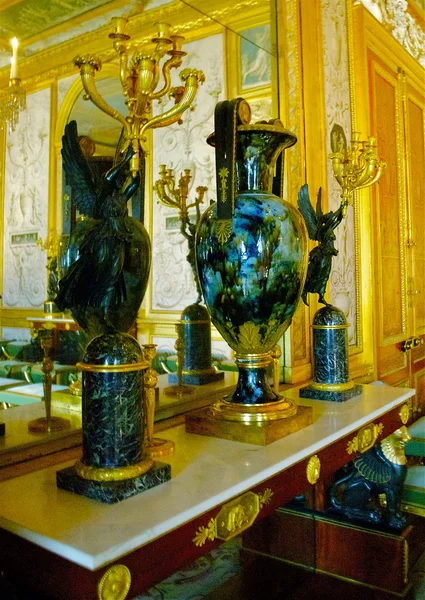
0,37,27,132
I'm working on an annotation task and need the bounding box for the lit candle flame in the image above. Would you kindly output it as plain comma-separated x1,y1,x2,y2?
10,37,19,79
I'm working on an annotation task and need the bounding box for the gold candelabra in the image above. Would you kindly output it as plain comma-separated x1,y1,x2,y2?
154,164,207,302
0,37,26,132
74,18,205,176
329,132,386,215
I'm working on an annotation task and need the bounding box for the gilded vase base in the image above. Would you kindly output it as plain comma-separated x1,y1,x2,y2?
28,416,71,433
185,404,313,446
300,383,362,403
163,384,195,397
144,437,175,458
210,397,297,423
56,461,171,504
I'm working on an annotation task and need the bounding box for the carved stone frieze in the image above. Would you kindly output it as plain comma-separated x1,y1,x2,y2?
358,0,425,67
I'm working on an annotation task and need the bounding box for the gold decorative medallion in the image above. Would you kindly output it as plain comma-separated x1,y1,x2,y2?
399,403,410,425
346,422,384,455
306,455,321,485
193,488,273,547
98,564,131,600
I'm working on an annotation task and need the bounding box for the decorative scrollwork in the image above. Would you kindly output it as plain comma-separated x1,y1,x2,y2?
193,518,217,547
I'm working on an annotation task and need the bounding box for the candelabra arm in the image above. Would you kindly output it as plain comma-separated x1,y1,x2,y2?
118,50,130,95
151,54,184,101
75,58,130,135
154,180,180,210
141,69,205,135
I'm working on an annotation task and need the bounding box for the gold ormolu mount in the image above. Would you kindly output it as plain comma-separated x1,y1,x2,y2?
186,349,312,446
142,344,175,458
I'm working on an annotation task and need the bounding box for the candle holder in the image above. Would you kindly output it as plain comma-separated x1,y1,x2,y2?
154,165,224,386
164,323,195,396
28,327,70,433
142,344,175,458
74,19,205,177
299,132,386,402
329,132,386,216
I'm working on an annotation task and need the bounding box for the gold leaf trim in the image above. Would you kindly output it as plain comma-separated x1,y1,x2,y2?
216,219,232,244
193,518,217,547
258,488,274,507
237,322,264,354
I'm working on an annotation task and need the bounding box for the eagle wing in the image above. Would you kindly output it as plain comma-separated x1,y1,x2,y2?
353,450,392,484
297,184,319,241
61,120,97,217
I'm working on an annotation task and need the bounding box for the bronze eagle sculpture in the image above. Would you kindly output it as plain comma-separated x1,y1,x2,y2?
55,121,151,337
297,184,344,306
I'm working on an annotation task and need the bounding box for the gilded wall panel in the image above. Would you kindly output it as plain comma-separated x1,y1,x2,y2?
321,0,357,345
2,88,51,309
151,34,225,312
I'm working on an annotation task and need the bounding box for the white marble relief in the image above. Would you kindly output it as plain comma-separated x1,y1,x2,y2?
358,0,425,67
322,0,357,345
2,88,50,308
151,34,225,312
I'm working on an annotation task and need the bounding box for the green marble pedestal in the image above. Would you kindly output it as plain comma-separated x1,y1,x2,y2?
56,462,171,504
299,384,362,403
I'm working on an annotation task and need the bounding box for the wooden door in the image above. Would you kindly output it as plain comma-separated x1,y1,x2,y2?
368,49,425,412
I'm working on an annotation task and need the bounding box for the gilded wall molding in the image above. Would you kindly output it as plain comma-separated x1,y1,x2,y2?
356,0,425,67
279,0,310,368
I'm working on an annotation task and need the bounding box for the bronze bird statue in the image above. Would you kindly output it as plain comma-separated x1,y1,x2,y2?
297,184,344,306
55,121,151,337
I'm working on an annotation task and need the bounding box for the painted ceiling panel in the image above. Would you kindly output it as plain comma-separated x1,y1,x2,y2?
0,0,117,40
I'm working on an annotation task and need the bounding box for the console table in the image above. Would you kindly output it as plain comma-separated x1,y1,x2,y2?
0,384,415,599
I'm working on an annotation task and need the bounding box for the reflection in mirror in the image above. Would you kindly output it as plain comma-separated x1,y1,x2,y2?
55,0,279,370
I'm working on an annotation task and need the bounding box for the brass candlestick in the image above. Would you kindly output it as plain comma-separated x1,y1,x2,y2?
142,343,175,458
329,132,386,215
74,19,205,177
164,323,194,396
154,165,207,302
28,328,70,433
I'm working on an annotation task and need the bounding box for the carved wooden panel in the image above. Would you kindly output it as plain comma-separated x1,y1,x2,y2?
370,59,407,345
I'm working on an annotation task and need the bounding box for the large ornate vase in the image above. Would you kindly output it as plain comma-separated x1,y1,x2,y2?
196,122,307,417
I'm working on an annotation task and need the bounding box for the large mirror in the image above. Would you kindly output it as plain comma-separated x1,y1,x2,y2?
52,0,279,365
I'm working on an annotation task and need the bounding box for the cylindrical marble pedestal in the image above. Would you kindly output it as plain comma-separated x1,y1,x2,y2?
168,304,224,385
299,305,361,402
57,333,171,503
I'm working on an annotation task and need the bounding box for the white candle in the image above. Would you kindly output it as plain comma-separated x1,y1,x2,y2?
10,37,18,79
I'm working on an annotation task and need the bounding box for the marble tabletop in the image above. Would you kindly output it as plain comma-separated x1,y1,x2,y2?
0,384,414,570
